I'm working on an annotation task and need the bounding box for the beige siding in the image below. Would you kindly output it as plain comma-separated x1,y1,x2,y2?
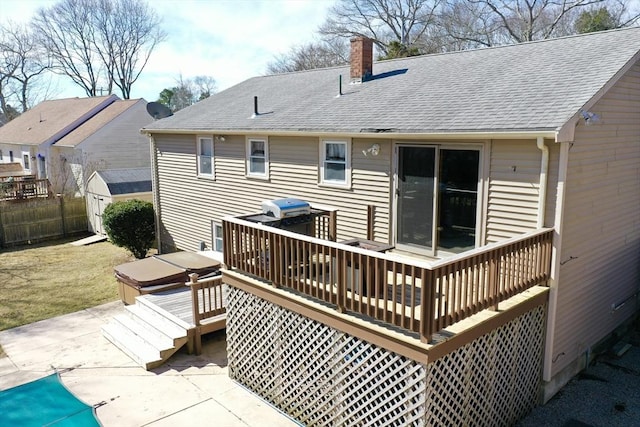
486,140,543,243
551,61,640,377
154,134,392,252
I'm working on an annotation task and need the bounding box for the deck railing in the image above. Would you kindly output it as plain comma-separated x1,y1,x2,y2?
223,217,553,342
189,273,226,325
0,179,53,201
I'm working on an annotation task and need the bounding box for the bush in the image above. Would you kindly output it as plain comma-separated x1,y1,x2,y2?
102,199,155,259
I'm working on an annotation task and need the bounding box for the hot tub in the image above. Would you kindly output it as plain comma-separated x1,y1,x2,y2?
114,252,221,304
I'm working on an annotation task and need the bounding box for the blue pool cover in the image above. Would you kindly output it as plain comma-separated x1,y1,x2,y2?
0,373,100,426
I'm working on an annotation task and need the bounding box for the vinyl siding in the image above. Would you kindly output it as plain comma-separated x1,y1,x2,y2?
154,134,392,252
486,140,545,243
551,60,640,377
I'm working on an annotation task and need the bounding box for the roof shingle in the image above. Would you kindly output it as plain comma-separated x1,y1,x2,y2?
144,27,640,135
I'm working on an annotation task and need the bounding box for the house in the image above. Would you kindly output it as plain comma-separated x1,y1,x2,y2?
85,168,153,235
0,95,153,196
140,28,640,425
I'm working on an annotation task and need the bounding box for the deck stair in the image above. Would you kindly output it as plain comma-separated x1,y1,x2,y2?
102,296,190,370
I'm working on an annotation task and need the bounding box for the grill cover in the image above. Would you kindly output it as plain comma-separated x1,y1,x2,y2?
262,198,310,218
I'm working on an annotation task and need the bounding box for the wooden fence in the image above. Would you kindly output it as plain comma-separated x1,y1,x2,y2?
0,196,88,248
224,216,553,343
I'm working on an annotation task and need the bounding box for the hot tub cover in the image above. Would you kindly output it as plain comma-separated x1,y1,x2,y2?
114,252,221,288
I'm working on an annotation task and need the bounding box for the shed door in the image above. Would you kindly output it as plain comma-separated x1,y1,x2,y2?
90,195,107,235
395,145,480,256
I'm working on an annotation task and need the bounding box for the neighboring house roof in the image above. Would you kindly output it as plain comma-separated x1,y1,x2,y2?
54,99,145,148
0,162,34,179
94,168,152,195
0,95,118,146
144,27,640,137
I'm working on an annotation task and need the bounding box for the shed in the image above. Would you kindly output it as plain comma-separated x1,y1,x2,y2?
85,168,152,234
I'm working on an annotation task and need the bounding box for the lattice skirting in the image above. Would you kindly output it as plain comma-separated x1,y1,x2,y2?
227,288,546,426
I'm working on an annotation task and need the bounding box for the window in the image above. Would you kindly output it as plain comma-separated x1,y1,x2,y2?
9,151,14,162
320,140,350,187
212,222,223,252
197,136,214,178
246,137,269,178
0,150,3,161
23,154,30,170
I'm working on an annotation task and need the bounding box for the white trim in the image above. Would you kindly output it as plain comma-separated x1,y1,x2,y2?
211,221,224,253
245,136,269,179
197,135,214,179
319,138,351,188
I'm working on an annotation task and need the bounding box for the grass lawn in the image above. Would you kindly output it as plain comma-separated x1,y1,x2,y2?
0,236,136,357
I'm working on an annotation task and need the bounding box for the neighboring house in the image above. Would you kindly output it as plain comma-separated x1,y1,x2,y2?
0,95,153,195
85,168,152,235
142,28,640,425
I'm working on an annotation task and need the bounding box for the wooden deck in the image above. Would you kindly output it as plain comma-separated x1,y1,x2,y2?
138,276,229,354
141,287,198,326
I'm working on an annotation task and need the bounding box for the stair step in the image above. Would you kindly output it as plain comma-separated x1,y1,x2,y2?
113,313,175,351
125,304,188,341
102,322,162,370
135,295,193,330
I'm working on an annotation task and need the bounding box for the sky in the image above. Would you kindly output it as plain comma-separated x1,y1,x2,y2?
0,0,336,102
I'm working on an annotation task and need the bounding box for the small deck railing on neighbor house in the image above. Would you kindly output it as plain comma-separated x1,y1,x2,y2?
0,179,53,201
223,216,553,343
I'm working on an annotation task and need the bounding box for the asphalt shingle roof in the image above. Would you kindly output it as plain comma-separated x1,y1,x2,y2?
95,168,152,195
144,27,640,135
0,96,118,145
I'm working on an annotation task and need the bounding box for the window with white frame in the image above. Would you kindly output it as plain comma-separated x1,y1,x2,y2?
246,137,268,178
320,140,350,186
212,222,223,252
23,153,30,171
197,136,214,177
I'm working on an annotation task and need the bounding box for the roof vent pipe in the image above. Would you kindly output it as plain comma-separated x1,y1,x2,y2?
337,75,343,97
252,96,258,118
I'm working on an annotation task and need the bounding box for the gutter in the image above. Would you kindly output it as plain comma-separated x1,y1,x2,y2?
148,134,163,254
536,136,549,228
543,140,570,382
141,128,558,141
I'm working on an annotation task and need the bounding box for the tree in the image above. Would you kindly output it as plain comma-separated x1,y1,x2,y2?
379,41,422,59
31,0,166,99
157,75,217,112
266,39,349,74
102,199,155,259
575,7,617,32
0,21,52,120
319,0,441,57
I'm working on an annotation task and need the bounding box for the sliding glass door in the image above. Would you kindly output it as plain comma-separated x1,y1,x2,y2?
396,145,480,256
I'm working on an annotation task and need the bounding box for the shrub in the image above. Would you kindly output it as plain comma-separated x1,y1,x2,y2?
102,199,155,259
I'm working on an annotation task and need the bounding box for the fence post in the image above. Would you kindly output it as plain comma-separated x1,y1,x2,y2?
58,195,67,237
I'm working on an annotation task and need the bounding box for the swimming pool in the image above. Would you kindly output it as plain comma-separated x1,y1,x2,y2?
0,373,100,426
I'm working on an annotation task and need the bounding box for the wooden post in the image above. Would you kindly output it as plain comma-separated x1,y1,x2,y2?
189,273,203,355
367,205,374,241
58,194,67,237
329,210,337,242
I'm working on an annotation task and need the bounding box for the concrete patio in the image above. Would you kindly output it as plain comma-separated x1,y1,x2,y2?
0,301,298,427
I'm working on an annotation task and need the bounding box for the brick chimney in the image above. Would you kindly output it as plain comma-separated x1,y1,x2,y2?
350,37,373,83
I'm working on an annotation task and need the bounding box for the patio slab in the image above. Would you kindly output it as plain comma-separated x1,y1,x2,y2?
0,301,298,427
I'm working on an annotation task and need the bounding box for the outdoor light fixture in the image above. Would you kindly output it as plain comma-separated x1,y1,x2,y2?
362,143,380,156
215,135,226,142
581,110,600,126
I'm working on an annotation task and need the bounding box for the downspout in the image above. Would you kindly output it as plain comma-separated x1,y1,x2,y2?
543,140,570,384
536,136,549,228
149,133,163,254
